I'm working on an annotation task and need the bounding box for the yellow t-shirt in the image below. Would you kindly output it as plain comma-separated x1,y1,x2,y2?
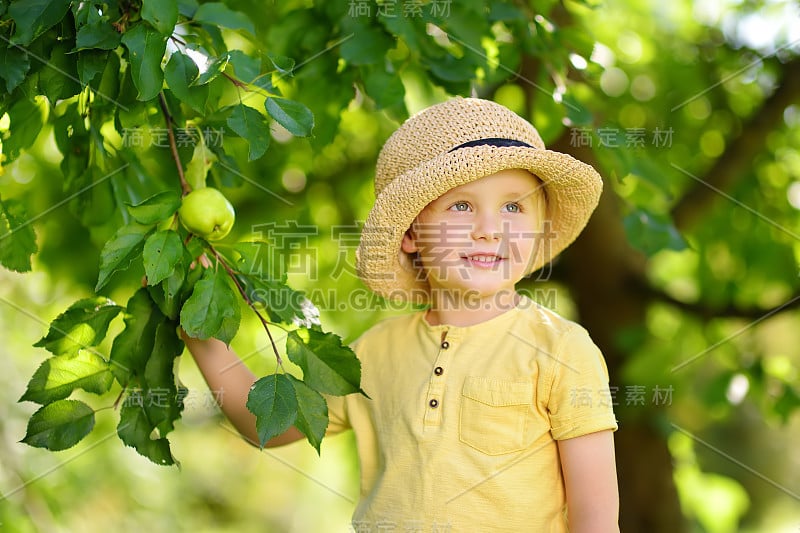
326,296,618,532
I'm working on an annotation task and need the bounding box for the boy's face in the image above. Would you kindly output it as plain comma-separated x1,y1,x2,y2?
401,168,548,300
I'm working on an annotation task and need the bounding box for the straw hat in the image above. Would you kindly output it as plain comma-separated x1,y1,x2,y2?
356,97,603,302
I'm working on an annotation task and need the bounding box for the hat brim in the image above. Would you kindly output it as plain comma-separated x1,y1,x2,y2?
356,145,603,302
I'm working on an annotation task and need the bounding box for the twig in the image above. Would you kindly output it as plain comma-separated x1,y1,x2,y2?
169,35,187,47
208,246,283,367
157,92,192,196
112,386,127,410
223,72,249,89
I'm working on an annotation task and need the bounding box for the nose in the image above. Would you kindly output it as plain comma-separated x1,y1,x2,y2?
470,211,502,240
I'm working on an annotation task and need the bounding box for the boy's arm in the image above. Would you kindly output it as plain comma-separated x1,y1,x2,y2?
182,333,304,447
557,429,620,533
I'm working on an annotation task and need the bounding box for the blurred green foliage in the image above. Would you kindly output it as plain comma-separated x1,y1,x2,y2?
2,0,800,531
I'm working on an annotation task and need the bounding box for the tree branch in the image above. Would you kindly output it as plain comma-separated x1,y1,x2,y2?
158,92,192,196
671,56,800,231
208,247,284,367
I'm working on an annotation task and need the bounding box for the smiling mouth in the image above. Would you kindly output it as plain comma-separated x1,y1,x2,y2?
461,253,505,267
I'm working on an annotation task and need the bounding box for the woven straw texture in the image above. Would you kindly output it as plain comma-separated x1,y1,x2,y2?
356,97,603,301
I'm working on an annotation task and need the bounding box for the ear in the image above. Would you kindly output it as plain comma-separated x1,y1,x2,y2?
401,228,418,253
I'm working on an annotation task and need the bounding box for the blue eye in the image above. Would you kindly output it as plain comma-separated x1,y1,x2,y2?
503,202,521,213
450,201,470,212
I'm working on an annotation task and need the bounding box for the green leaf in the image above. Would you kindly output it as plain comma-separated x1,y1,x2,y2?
177,0,198,17
21,400,95,451
77,49,110,87
223,241,273,275
489,2,527,21
147,259,188,320
228,50,260,82
227,104,270,160
121,22,168,101
193,2,255,35
246,373,297,447
267,53,294,77
196,23,225,55
774,385,800,424
265,97,314,137
220,242,309,324
96,222,152,291
0,195,38,272
164,50,199,84
251,72,280,95
286,374,328,453
193,53,229,86
286,329,363,396
142,322,184,435
246,373,329,451
64,164,117,227
179,267,240,344
8,0,71,46
34,298,122,356
143,230,184,285
109,289,165,386
2,96,47,161
126,191,182,225
362,67,405,110
118,401,176,466
20,350,114,405
208,145,244,187
93,49,122,102
623,208,688,257
116,66,150,128
164,51,209,113
0,41,31,92
144,322,184,395
424,54,477,86
142,0,178,36
40,44,82,104
235,273,309,325
340,24,393,66
75,15,122,50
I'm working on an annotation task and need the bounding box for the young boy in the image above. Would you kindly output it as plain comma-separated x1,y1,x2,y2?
185,98,619,532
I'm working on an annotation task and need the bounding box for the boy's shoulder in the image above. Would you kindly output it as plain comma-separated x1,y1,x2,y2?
513,296,594,345
516,296,584,331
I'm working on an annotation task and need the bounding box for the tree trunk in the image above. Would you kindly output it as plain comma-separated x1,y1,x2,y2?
553,134,686,532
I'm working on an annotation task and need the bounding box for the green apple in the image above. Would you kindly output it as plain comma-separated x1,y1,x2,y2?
178,187,235,241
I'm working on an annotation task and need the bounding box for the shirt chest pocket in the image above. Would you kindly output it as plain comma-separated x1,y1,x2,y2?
459,377,533,455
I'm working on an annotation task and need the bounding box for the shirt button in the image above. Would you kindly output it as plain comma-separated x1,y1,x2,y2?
434,366,444,376
429,399,439,408
441,341,450,349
